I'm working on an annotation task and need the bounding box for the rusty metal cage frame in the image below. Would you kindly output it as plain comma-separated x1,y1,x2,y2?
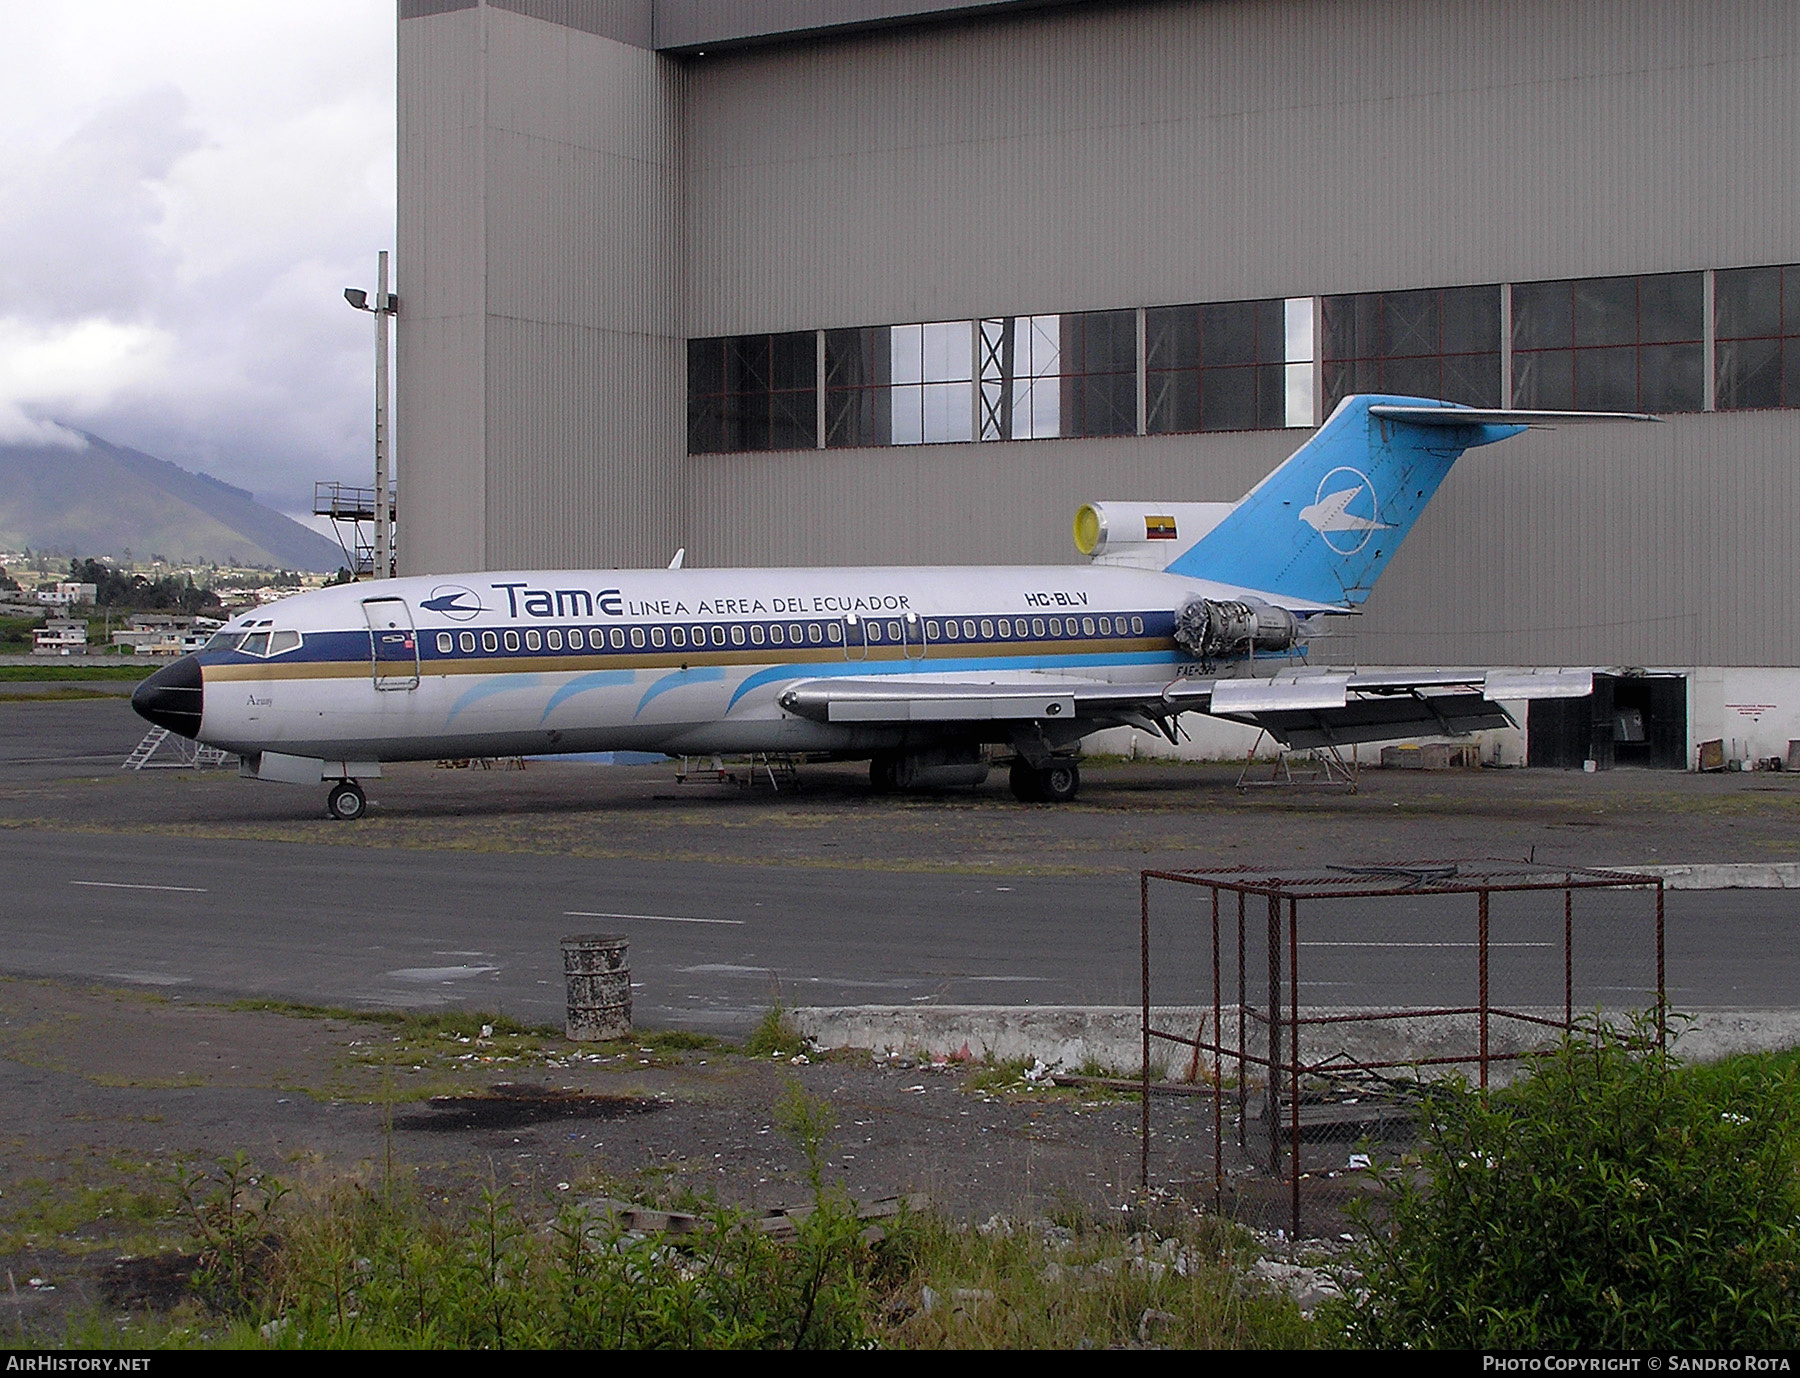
1137,862,1666,1239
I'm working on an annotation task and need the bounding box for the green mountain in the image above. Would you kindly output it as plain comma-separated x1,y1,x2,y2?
0,431,345,572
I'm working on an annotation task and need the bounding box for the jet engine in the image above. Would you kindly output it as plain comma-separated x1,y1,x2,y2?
1173,597,1302,660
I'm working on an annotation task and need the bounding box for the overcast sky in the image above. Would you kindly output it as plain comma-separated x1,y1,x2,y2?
0,1,394,519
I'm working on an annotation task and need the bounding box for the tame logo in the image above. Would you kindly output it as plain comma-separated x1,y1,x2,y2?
421,585,483,620
1298,466,1395,556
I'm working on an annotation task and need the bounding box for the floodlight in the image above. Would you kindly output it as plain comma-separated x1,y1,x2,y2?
343,288,368,310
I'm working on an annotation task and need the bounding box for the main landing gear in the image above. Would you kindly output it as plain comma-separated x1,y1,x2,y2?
1009,757,1080,804
326,780,367,821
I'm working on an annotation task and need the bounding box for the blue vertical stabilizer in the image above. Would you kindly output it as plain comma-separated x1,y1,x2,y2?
1165,395,1523,608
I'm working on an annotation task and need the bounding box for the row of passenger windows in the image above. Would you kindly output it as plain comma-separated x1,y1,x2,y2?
436,622,841,656
921,615,1145,641
431,615,1150,656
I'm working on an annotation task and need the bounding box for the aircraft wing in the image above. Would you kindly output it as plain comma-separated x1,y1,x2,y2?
777,667,1592,749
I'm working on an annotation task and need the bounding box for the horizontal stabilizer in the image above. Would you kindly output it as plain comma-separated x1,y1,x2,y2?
1368,405,1659,427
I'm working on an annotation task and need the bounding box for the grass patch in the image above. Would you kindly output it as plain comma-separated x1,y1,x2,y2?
45,1087,1319,1351
0,688,132,702
0,664,152,682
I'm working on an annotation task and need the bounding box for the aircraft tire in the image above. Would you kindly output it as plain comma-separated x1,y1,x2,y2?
869,752,900,794
327,781,367,821
1008,757,1044,803
1040,761,1080,804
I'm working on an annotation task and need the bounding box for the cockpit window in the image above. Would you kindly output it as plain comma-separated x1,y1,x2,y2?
266,630,302,656
205,631,243,652
237,631,271,657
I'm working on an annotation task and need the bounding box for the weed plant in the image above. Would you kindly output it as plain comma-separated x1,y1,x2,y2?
744,1005,807,1059
1328,1018,1800,1349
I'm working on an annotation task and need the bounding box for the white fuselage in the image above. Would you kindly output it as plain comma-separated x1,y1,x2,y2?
191,563,1299,763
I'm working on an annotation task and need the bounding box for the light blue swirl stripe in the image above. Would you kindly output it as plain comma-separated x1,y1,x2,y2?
723,651,1185,712
446,674,542,722
541,670,637,722
636,666,726,716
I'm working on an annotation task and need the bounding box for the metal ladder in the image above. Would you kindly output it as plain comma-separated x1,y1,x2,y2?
122,728,232,771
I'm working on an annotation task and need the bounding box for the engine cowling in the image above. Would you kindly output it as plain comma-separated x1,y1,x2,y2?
1173,597,1302,660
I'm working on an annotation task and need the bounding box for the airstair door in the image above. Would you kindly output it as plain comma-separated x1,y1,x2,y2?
362,596,420,690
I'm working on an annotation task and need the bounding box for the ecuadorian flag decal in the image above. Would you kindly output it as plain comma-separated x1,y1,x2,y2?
1144,514,1177,540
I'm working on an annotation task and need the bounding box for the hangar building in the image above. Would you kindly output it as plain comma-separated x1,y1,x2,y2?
395,0,1799,768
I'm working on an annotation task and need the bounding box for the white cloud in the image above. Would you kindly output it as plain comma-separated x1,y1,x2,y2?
0,1,395,508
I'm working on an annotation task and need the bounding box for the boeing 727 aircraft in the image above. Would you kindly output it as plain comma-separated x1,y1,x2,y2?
132,395,1651,819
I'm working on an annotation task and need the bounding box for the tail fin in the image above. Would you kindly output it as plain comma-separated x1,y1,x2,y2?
1164,395,1523,608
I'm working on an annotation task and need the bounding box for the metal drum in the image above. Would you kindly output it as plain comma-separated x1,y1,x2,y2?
561,934,631,1041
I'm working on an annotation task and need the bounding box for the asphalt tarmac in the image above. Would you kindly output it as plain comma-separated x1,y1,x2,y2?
2,697,1797,1030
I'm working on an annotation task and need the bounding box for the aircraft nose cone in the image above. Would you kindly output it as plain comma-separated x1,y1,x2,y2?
131,654,204,739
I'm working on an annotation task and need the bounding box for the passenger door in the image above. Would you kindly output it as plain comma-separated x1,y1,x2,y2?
362,596,420,690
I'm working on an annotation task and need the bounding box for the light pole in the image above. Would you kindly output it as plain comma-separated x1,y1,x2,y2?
344,252,398,579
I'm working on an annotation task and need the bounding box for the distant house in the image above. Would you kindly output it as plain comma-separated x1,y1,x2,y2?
33,619,89,655
35,582,97,607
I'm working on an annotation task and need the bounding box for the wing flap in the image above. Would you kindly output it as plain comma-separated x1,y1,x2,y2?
1222,692,1515,750
778,677,1175,726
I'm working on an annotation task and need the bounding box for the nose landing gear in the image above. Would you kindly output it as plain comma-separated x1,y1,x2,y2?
326,780,367,821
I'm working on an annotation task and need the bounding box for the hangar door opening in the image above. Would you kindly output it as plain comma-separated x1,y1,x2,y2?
1528,674,1688,769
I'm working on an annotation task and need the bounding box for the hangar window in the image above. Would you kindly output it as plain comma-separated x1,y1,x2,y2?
436,632,454,654
524,629,541,651
1716,264,1800,410
889,322,974,445
824,328,892,448
460,631,477,653
503,629,520,652
649,626,665,647
1322,286,1501,412
1512,273,1703,412
482,630,499,652
688,332,818,453
1149,298,1302,433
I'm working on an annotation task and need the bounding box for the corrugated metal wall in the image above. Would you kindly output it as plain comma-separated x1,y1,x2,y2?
684,0,1798,332
397,4,487,575
399,1,685,575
